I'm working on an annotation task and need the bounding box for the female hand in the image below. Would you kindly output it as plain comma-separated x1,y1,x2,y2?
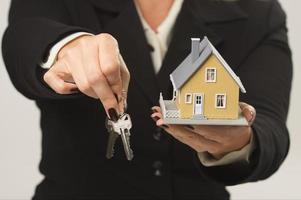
151,102,256,159
43,33,130,120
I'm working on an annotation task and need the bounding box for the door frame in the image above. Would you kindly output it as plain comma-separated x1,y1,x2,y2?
193,93,204,116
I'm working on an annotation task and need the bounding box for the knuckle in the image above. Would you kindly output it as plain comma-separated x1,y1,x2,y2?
55,83,68,94
63,48,75,59
43,72,51,83
208,145,220,154
97,33,118,44
186,133,196,140
78,38,89,48
78,81,90,93
250,106,256,114
196,144,204,152
102,61,119,76
87,70,104,85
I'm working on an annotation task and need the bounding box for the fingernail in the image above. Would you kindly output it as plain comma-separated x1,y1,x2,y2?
151,116,160,122
150,108,156,114
186,125,194,130
70,88,79,92
160,125,169,129
108,108,119,122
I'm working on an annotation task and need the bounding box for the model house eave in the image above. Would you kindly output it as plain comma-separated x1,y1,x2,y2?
170,37,247,93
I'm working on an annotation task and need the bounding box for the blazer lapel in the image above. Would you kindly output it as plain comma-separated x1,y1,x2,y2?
157,0,248,98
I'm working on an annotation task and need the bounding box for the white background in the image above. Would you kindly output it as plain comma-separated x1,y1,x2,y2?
0,0,300,199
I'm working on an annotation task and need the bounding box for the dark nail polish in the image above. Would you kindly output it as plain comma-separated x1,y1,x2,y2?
108,108,119,122
70,88,79,92
160,125,169,129
151,116,160,122
147,43,154,52
150,108,156,114
186,125,194,130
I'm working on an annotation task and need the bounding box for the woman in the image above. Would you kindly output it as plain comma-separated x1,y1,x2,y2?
2,0,292,199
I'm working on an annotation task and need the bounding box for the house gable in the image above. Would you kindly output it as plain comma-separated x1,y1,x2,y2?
177,54,239,119
170,37,246,93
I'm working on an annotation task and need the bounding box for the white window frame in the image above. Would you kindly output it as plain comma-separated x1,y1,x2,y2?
172,90,178,100
205,67,217,83
215,94,226,109
185,93,193,104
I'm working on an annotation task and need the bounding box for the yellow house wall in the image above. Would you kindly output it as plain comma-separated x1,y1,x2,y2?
176,55,239,119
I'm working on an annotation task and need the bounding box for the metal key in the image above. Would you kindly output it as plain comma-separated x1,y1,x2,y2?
105,113,134,161
105,118,119,159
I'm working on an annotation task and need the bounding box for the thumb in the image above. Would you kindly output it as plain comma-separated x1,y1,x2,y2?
240,102,256,125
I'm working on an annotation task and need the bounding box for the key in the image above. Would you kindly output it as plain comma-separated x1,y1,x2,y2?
105,118,119,159
105,113,134,161
120,125,134,161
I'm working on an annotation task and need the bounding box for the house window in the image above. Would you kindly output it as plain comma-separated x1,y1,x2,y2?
185,93,192,104
205,68,216,82
216,94,226,108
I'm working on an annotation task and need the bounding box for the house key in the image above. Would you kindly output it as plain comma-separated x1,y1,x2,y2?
105,118,119,159
105,113,134,161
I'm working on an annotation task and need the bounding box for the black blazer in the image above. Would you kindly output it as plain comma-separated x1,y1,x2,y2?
2,0,292,199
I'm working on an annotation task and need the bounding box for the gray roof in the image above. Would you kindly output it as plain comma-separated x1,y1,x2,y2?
170,37,246,93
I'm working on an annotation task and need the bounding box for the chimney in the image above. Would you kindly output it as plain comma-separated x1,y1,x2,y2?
191,38,200,63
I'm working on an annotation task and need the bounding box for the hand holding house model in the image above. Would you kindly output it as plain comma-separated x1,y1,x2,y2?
159,37,248,126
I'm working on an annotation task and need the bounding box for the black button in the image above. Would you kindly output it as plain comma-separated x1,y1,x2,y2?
152,161,163,177
153,127,163,141
147,43,154,52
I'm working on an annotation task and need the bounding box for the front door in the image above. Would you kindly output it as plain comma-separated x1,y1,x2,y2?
194,94,203,115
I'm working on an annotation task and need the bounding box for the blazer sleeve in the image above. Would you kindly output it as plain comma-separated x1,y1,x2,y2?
195,0,292,185
2,0,95,100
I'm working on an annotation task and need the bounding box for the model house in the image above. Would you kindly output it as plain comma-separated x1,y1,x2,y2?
159,37,247,125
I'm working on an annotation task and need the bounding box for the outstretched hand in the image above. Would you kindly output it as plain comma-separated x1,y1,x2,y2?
43,33,130,119
151,102,256,159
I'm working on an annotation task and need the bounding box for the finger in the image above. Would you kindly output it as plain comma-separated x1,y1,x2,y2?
151,106,161,113
189,125,230,142
51,66,75,84
152,109,221,153
151,112,163,119
150,112,163,123
44,70,78,95
151,114,160,122
240,102,256,125
156,120,220,153
151,106,227,144
61,55,98,99
98,34,123,99
151,106,163,121
81,41,120,114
